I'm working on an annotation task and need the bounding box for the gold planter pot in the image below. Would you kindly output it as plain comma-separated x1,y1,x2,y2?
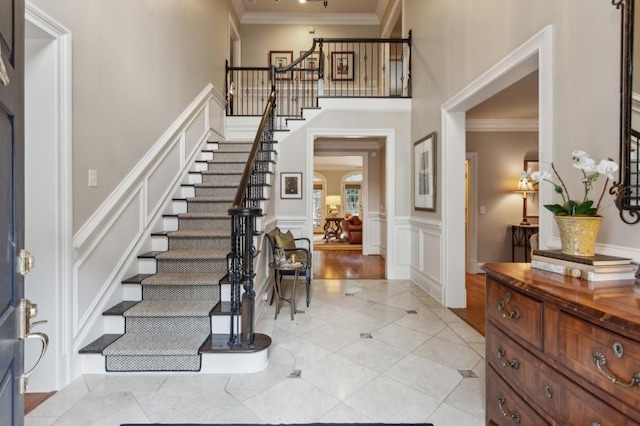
555,215,602,257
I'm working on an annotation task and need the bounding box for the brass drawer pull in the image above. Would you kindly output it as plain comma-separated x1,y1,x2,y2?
497,395,521,423
497,348,520,369
592,351,640,388
498,299,520,320
545,384,553,399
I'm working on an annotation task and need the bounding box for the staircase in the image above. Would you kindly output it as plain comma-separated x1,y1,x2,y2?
80,138,275,372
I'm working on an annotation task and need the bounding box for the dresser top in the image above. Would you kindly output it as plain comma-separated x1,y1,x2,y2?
483,263,640,338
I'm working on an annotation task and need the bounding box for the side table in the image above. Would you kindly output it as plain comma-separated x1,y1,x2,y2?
510,223,539,262
269,262,303,320
323,217,343,241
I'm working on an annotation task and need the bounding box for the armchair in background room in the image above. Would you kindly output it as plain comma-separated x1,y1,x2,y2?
265,227,313,307
343,214,362,244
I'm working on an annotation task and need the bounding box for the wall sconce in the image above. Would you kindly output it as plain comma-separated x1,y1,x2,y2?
515,176,535,225
325,195,341,217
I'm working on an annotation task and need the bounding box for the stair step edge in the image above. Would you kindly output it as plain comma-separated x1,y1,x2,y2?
122,273,154,284
79,334,123,354
200,333,272,354
103,301,139,316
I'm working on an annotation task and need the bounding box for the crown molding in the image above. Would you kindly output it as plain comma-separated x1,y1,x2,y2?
465,118,539,132
240,12,380,25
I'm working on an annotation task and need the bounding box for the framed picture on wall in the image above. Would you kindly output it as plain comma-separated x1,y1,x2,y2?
269,50,293,80
281,172,302,199
414,132,437,211
300,51,321,81
331,51,354,81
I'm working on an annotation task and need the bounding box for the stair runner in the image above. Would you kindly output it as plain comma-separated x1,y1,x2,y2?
100,140,274,372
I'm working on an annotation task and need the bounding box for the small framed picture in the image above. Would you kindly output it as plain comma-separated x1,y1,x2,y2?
331,51,354,81
300,51,321,81
281,172,302,199
414,132,437,211
269,50,293,80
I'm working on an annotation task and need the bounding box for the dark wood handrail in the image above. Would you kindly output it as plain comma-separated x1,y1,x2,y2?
231,90,276,209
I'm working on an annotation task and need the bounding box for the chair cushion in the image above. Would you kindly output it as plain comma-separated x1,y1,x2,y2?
267,227,281,245
275,230,296,249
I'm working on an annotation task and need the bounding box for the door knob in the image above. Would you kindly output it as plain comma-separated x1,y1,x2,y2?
18,298,49,394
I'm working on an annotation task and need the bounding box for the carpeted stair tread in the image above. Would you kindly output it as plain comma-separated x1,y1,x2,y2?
177,212,228,219
201,171,243,175
155,249,228,260
123,300,215,317
103,332,209,356
186,196,233,202
194,183,239,188
166,229,230,238
142,273,218,286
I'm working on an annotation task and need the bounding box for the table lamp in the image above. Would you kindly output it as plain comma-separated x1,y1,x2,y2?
515,177,535,225
326,195,341,217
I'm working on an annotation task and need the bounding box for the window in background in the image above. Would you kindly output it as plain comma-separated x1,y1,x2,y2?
312,184,323,227
344,174,362,216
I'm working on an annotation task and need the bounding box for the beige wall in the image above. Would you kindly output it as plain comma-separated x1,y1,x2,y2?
240,24,382,67
405,0,640,251
30,0,237,231
467,132,539,263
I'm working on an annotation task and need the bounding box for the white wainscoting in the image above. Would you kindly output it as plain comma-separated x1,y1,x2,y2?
365,211,384,256
71,84,227,372
409,217,443,304
385,216,411,280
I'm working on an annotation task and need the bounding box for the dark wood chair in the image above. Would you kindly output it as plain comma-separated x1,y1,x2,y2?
265,227,312,307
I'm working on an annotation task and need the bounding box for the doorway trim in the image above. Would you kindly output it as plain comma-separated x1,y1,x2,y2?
465,153,480,274
441,25,553,307
306,129,396,278
25,2,73,389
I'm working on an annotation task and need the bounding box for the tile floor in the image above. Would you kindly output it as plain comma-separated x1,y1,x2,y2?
26,279,486,425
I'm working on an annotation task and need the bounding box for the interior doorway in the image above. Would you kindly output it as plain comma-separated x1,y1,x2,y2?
441,26,552,308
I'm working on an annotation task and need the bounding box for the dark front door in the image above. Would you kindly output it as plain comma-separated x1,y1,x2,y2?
0,0,26,424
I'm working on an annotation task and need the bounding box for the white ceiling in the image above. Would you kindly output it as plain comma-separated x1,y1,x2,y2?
232,0,388,24
468,71,539,120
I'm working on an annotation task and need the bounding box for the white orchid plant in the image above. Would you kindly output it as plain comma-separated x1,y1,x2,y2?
527,151,619,216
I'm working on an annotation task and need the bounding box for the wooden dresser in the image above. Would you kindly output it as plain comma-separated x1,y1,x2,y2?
483,263,640,426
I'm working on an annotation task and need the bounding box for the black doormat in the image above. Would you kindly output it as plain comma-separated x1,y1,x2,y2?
120,423,433,426
122,424,434,426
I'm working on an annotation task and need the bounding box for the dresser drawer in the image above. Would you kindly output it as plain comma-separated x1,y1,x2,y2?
486,366,549,426
488,324,637,425
486,326,559,418
487,277,543,350
558,311,640,413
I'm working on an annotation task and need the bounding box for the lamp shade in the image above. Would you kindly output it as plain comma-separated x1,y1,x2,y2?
515,178,535,193
326,195,341,207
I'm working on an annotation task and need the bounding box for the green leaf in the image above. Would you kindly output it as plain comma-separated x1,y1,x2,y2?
545,200,597,216
544,204,568,215
573,200,597,216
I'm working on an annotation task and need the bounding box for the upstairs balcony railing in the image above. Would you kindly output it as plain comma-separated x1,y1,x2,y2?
225,32,411,122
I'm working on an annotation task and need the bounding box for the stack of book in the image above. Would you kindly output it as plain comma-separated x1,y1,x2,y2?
531,249,638,282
